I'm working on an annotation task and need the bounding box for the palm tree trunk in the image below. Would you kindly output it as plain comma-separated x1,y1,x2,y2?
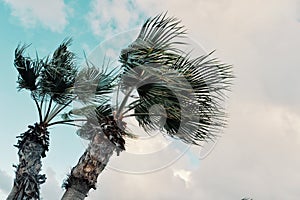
61,133,115,200
7,123,49,200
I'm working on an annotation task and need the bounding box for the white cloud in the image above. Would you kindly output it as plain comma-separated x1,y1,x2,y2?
86,0,148,38
41,168,64,199
3,0,70,32
0,169,12,195
173,169,192,188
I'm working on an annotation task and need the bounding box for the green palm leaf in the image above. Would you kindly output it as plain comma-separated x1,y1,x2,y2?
119,13,186,71
75,59,118,104
39,38,77,104
14,44,42,91
119,14,233,145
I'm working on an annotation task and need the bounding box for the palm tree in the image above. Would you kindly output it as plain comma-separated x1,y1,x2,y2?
6,39,114,200
61,13,233,199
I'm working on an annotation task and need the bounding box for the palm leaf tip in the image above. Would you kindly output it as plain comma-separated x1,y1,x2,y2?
40,39,78,104
74,59,118,104
14,44,41,91
119,12,187,70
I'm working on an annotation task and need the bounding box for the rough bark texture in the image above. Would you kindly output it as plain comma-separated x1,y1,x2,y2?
61,134,115,200
7,124,49,200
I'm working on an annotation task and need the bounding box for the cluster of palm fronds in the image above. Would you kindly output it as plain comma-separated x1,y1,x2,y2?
118,13,233,145
14,39,78,124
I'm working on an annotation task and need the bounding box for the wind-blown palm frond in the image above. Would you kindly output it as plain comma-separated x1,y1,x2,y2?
127,53,232,145
119,13,186,71
39,39,77,104
14,44,42,91
119,13,233,145
75,59,118,104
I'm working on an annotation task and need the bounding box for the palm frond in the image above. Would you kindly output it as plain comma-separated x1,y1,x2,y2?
129,53,233,145
14,44,42,91
39,38,77,104
62,105,98,120
118,13,233,145
119,12,186,71
75,58,118,104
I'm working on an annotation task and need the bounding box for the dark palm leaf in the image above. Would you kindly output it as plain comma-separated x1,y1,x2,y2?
14,44,42,91
119,13,186,71
129,53,232,144
39,39,77,104
119,13,233,145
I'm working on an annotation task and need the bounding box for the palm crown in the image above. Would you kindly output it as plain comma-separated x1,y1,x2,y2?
15,39,78,124
117,13,232,145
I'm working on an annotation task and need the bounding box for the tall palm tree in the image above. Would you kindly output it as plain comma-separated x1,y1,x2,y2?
61,13,233,199
7,39,115,200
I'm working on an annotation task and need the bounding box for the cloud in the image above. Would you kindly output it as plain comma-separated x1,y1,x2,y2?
0,170,11,194
40,168,64,199
81,0,300,199
86,0,150,39
3,0,70,32
88,165,200,200
173,169,192,188
191,100,300,199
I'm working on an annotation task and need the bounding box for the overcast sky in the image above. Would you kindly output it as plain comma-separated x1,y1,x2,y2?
1,0,300,199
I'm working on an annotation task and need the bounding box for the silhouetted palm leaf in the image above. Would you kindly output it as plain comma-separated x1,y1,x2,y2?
119,14,233,145
14,44,42,91
119,13,185,72
75,59,118,104
39,38,77,104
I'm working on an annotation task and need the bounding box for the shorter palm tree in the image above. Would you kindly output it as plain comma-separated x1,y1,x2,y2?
7,39,115,200
61,13,233,199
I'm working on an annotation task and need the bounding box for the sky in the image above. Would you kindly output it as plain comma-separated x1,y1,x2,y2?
1,0,300,199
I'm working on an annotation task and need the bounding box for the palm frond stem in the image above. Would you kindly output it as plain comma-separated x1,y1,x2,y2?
122,113,165,118
39,95,45,115
45,99,73,124
32,93,43,123
47,119,87,127
115,83,121,115
115,87,134,120
44,97,53,123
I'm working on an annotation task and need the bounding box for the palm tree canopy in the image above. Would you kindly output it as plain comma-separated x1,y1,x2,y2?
14,38,78,105
118,13,233,145
39,39,78,104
